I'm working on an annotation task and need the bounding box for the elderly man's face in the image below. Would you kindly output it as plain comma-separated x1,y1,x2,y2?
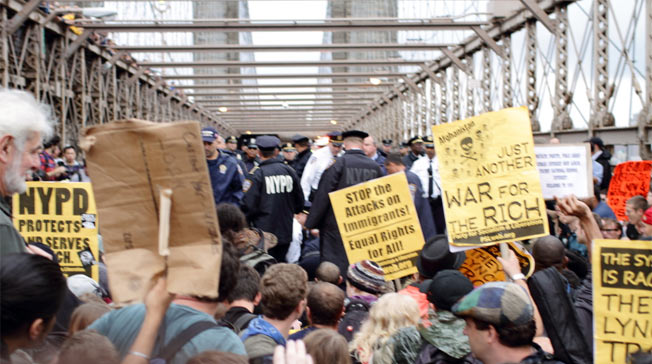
5,132,42,195
362,137,377,158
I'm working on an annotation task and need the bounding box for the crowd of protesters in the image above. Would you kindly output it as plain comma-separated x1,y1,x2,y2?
1,88,651,364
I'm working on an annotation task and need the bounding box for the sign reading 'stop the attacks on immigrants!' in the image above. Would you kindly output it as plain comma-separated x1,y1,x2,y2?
592,239,651,364
433,106,548,247
13,182,99,281
329,173,426,280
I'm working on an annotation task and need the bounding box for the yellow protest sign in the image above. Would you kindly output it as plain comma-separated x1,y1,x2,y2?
593,239,652,364
458,242,534,287
433,106,548,247
329,173,426,280
13,182,100,281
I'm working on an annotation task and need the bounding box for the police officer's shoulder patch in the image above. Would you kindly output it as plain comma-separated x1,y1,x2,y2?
219,164,227,174
243,179,252,193
408,183,417,199
249,166,259,175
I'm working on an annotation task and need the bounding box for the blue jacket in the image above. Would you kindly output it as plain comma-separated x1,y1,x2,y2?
207,151,244,206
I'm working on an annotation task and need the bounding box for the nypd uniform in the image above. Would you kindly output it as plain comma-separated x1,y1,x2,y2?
221,148,247,175
372,151,387,175
402,136,424,170
410,136,445,234
405,170,437,241
202,128,245,206
291,134,312,179
242,136,305,262
243,138,261,173
304,130,382,275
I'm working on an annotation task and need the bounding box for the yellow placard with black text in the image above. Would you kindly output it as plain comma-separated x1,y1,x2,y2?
433,106,548,247
329,173,426,280
592,239,652,364
13,182,100,281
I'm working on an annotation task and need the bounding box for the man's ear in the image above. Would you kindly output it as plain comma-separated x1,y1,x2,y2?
0,135,14,164
337,275,343,285
486,324,499,344
253,292,262,306
28,318,47,341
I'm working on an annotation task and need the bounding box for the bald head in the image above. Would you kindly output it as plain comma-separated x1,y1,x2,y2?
532,235,566,272
316,261,341,285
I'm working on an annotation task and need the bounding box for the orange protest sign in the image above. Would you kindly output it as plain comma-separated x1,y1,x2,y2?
606,161,652,221
458,242,534,287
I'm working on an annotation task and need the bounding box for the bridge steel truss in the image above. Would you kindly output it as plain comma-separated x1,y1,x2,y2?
2,0,651,158
0,0,235,146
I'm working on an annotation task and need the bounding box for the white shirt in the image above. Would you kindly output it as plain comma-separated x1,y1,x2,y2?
410,155,442,199
300,146,336,200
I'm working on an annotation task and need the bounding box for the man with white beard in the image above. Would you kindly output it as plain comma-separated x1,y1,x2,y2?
0,89,53,255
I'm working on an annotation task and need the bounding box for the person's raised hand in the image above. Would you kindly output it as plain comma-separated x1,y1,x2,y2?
496,247,521,279
273,340,313,364
144,277,175,317
555,195,591,219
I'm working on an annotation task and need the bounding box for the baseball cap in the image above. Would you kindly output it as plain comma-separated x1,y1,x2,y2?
201,127,219,143
452,281,534,327
642,207,652,225
585,137,605,149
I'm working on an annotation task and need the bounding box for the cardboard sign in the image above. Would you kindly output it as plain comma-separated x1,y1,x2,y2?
592,239,652,364
458,242,534,287
329,173,426,280
13,182,100,281
606,161,652,221
534,144,593,199
433,106,548,247
82,120,222,304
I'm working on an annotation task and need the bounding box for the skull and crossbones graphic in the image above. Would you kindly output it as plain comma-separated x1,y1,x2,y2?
459,137,477,162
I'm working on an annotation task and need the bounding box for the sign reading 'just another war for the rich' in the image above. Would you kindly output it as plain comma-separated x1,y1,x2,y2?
593,239,652,364
433,106,548,247
329,173,426,280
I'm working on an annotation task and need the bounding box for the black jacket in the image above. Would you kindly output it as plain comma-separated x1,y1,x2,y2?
402,151,422,170
595,150,612,191
304,149,382,274
292,148,312,179
242,159,304,245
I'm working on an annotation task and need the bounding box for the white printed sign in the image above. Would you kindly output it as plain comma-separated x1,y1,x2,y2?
534,144,593,199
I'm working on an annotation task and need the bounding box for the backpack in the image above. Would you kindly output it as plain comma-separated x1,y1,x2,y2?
149,321,217,364
217,312,257,335
239,228,277,275
527,267,593,364
338,298,372,342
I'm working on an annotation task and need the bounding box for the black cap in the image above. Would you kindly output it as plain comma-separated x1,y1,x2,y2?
423,136,434,148
292,134,309,144
225,136,238,144
416,234,466,279
247,138,258,149
585,137,605,149
408,136,424,145
301,200,312,215
419,270,473,311
256,135,281,150
382,139,393,146
400,141,409,148
342,130,369,140
281,142,296,151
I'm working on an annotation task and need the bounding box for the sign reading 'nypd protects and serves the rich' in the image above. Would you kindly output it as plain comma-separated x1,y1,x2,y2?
13,182,99,281
433,106,549,247
329,173,426,280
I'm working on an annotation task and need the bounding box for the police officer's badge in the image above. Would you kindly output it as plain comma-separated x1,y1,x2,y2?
408,183,417,199
243,179,252,193
219,164,227,174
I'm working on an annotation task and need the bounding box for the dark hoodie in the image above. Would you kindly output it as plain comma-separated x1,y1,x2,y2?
595,149,612,191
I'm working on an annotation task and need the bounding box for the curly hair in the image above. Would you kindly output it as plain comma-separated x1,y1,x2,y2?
350,293,420,363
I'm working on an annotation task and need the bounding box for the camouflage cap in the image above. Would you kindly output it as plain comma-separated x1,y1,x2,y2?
452,281,533,327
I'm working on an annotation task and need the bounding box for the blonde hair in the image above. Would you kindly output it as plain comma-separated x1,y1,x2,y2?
350,293,420,363
304,329,351,364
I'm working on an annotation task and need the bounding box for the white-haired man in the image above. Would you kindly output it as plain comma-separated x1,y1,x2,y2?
0,89,53,255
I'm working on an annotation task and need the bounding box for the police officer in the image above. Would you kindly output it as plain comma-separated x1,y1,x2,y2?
300,131,343,201
281,142,297,165
402,136,424,169
242,135,304,262
410,136,445,234
221,135,247,173
380,139,392,157
242,137,261,173
202,127,244,206
384,153,437,241
304,130,382,275
362,135,387,175
291,134,311,178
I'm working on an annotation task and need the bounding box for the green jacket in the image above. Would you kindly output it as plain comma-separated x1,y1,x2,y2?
0,196,26,256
